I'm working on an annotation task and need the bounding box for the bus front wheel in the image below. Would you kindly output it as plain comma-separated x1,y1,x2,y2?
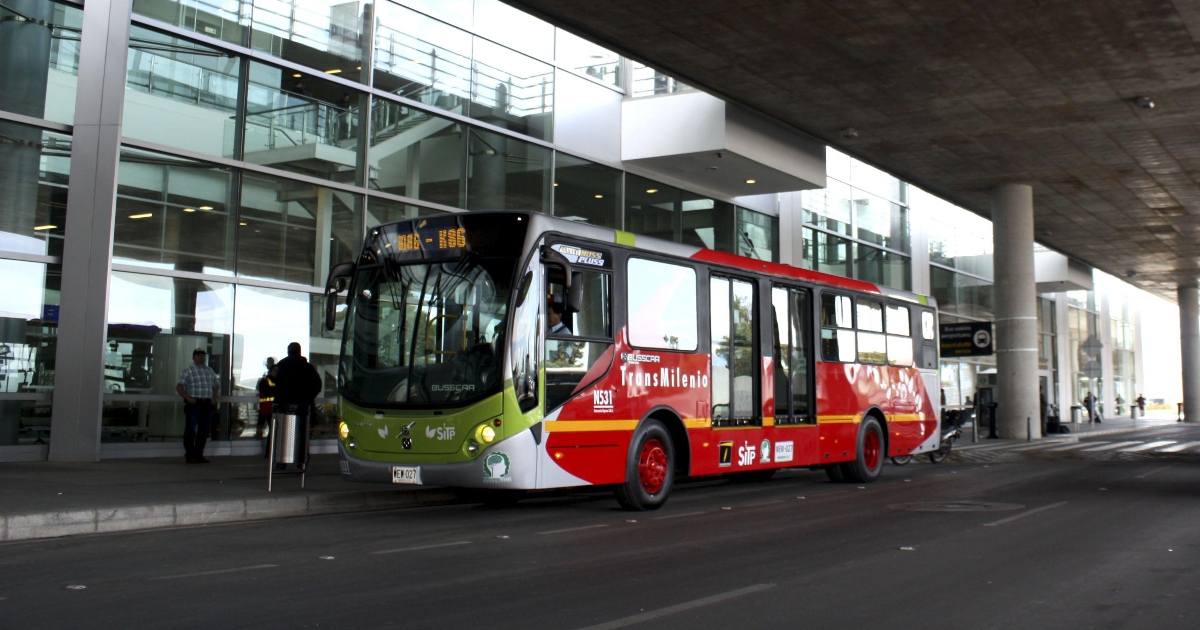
615,419,674,511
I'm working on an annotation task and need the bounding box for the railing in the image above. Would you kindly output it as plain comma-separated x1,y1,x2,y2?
244,97,357,150
630,64,694,99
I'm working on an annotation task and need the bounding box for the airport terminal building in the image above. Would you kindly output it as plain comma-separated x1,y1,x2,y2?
0,0,1145,461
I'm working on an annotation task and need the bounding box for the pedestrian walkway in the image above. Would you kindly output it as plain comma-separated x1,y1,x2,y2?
952,413,1196,462
0,454,458,543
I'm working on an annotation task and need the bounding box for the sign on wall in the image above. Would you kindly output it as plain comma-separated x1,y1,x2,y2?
940,322,994,357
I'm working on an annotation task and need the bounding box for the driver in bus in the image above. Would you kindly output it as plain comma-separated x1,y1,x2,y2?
547,301,572,335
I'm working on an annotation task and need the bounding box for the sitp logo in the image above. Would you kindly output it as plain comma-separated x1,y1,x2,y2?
593,389,613,413
425,424,456,440
737,442,757,467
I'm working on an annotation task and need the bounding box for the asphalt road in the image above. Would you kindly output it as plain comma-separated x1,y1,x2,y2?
3,425,1200,629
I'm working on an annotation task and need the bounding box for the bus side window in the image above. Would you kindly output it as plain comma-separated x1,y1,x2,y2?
856,300,886,364
545,269,614,411
820,293,855,362
627,258,698,351
712,275,757,426
885,303,913,366
772,286,813,424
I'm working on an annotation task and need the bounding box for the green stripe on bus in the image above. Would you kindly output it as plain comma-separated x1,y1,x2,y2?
917,294,928,305
614,230,636,247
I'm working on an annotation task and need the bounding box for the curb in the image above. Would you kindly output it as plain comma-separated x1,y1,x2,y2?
0,489,462,542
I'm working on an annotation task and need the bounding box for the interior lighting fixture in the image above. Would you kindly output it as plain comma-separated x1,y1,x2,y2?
594,194,603,199
128,213,152,219
1132,96,1154,109
552,182,559,187
292,73,302,78
182,208,196,213
33,225,56,231
645,189,658,194
745,179,756,184
198,206,213,211
326,68,342,74
239,221,248,226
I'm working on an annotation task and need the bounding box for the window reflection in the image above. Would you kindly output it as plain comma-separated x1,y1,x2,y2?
124,25,241,158
466,128,550,212
625,174,734,252
469,38,553,142
114,147,236,275
852,189,908,253
0,121,70,258
553,153,620,228
0,262,60,446
365,196,443,228
555,29,620,87
243,61,362,183
856,245,911,291
132,0,249,47
249,0,370,85
236,172,362,286
800,180,852,235
104,272,232,442
368,100,466,208
473,0,554,61
0,0,82,126
808,229,852,278
373,2,472,113
737,207,777,262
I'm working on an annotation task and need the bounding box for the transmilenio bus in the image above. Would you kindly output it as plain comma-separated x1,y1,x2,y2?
324,211,941,510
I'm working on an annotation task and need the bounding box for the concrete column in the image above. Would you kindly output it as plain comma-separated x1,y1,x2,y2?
991,184,1041,438
48,0,133,461
1179,285,1200,423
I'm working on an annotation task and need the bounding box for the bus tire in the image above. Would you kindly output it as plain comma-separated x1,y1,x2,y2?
825,463,847,483
844,416,885,483
615,419,674,511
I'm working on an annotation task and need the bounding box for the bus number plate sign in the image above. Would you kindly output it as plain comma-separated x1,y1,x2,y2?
392,466,422,485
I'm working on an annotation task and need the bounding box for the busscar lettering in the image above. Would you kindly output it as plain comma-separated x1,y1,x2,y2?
431,383,475,392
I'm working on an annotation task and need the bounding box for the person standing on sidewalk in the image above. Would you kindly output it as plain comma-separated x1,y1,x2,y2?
256,357,277,457
274,342,322,471
175,348,219,464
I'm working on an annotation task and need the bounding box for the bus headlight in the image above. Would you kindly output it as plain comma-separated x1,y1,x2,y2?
480,425,496,443
338,422,350,439
347,438,357,451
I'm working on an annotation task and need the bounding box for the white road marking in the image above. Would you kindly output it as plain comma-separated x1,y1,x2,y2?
1008,442,1072,451
744,499,785,508
1044,442,1101,451
1120,441,1176,452
152,564,277,580
1134,466,1169,479
1159,441,1200,453
1081,441,1142,452
371,540,473,555
983,502,1067,527
652,510,707,520
538,524,610,535
575,583,776,630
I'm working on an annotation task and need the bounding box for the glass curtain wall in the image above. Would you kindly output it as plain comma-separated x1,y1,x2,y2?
1067,290,1101,414
798,148,911,290
1110,295,1135,415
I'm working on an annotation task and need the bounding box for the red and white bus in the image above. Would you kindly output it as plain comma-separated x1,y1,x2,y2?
327,211,941,510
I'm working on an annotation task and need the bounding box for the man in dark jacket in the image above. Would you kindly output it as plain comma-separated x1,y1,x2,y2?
274,342,322,470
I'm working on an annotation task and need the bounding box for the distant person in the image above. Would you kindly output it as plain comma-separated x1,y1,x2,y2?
1136,394,1146,415
256,357,277,457
1084,391,1100,423
273,342,322,471
547,302,572,335
175,348,219,464
291,78,314,98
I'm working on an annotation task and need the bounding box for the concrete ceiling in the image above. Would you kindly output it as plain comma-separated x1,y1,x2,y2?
507,0,1200,302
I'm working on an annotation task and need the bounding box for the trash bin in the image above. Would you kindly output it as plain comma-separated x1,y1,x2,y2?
1070,405,1083,424
272,409,300,464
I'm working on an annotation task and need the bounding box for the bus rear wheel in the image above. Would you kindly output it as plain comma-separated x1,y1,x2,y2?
615,419,674,511
843,416,885,483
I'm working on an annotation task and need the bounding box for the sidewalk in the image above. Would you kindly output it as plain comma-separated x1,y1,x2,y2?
957,411,1180,450
0,454,459,543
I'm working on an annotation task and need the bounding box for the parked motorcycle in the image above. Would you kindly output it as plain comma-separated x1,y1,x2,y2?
891,426,961,465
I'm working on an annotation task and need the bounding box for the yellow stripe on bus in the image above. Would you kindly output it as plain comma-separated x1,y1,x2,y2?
891,413,925,422
817,414,860,424
544,420,640,433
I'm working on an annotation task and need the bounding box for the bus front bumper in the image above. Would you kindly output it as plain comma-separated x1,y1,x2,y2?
337,428,539,489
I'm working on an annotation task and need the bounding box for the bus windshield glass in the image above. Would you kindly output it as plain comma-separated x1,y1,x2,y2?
341,214,527,407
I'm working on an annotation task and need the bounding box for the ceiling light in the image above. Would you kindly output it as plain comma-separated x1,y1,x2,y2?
129,213,152,219
745,179,756,184
552,182,558,187
198,206,213,211
646,189,658,194
182,208,196,213
1133,95,1154,109
326,68,342,74
239,222,248,226
292,73,301,78
594,194,603,199
33,225,56,231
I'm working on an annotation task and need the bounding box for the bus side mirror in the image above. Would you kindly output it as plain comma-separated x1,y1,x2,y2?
565,271,583,314
324,262,356,331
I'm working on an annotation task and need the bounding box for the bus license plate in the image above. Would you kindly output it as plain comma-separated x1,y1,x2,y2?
392,466,421,485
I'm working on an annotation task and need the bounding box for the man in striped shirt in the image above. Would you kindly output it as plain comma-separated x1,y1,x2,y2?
176,348,219,464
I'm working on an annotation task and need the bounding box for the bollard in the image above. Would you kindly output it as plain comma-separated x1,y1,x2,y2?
1027,417,1031,441
972,413,978,443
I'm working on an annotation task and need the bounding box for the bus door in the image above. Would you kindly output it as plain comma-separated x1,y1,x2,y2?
543,242,616,414
769,284,817,464
709,274,759,427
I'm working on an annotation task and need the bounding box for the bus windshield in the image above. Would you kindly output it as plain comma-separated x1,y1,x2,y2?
340,215,526,408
